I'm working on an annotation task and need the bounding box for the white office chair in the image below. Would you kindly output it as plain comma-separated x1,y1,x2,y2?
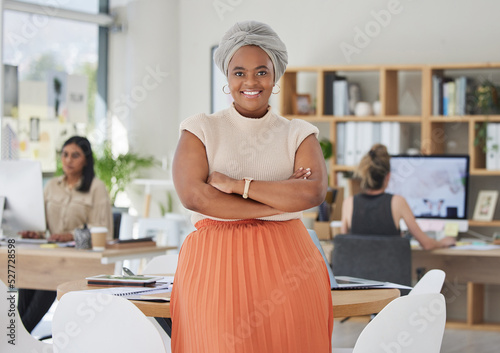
409,269,446,296
141,253,179,275
333,293,446,353
137,217,183,250
52,291,168,353
0,280,53,352
140,253,178,349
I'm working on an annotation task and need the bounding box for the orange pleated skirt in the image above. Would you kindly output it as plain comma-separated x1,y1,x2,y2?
170,218,333,353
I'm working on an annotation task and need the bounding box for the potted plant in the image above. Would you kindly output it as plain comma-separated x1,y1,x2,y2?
93,142,158,206
473,80,500,153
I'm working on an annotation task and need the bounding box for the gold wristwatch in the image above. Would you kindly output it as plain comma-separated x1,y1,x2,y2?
242,177,254,199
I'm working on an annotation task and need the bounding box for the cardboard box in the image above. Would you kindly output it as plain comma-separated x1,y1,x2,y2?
314,221,332,240
313,187,344,240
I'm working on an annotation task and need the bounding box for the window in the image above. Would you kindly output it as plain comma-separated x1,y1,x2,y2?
15,0,100,14
1,0,110,171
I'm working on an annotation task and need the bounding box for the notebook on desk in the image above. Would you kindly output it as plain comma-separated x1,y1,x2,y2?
307,230,386,290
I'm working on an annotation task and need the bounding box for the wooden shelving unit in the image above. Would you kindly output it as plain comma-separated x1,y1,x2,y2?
280,62,500,226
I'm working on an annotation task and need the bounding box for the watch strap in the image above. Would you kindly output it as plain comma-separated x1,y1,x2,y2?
242,177,254,199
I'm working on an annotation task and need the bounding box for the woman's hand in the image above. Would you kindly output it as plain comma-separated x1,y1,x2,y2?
207,171,238,194
48,233,74,242
19,230,45,239
438,236,456,248
289,167,311,180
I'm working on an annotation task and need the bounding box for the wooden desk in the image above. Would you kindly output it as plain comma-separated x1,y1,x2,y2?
57,279,400,319
412,247,500,330
0,244,175,291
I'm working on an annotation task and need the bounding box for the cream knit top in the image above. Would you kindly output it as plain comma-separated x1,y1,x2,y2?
180,105,319,225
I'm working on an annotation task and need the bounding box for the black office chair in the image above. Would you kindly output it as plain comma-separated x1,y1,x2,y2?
331,234,412,291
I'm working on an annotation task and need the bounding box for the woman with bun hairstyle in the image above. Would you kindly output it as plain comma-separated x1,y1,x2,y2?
341,143,456,250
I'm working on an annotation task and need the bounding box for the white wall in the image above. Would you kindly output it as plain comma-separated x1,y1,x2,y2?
109,0,179,214
177,0,500,120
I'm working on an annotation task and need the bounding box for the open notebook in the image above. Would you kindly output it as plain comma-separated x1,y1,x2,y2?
307,230,387,290
87,276,174,301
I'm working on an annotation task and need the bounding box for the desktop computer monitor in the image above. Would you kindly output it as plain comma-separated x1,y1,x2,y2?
0,160,46,237
386,155,470,232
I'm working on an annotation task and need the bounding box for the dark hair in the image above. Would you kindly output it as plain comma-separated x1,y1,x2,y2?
355,143,391,191
62,136,95,192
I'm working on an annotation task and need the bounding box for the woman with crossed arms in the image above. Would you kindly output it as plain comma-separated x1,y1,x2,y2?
171,21,333,353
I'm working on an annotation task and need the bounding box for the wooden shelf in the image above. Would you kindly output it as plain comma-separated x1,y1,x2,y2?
429,62,500,70
331,116,422,123
429,115,500,122
468,220,500,227
470,168,500,176
332,165,356,172
284,115,422,123
280,62,500,172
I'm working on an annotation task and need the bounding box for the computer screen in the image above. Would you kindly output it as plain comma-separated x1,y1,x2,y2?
386,155,469,220
0,160,46,237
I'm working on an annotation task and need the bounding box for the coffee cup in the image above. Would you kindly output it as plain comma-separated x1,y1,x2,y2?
90,226,108,251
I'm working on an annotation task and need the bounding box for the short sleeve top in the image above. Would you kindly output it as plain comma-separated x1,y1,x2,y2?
180,105,319,224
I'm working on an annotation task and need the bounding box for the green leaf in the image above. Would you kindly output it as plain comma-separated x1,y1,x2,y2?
320,139,333,160
93,142,158,205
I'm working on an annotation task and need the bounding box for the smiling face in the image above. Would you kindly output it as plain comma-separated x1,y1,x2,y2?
227,45,275,118
61,143,87,180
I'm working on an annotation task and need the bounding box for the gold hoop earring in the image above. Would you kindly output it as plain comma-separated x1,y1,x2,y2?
222,84,231,95
272,84,281,95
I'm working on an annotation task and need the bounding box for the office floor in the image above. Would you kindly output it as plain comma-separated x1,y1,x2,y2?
34,312,500,352
332,318,500,353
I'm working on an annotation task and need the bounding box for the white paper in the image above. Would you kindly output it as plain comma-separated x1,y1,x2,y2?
86,283,172,299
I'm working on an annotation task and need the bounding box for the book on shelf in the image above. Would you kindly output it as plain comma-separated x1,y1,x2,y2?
432,75,444,116
333,77,349,116
381,121,392,151
86,274,165,286
323,72,337,115
497,124,500,170
354,122,374,165
336,122,346,165
337,121,411,166
486,123,500,170
372,122,381,145
354,122,364,165
455,76,466,116
344,121,356,165
389,122,401,155
433,75,476,116
443,80,456,116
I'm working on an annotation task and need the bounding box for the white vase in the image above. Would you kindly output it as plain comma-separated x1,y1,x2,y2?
372,101,381,116
355,102,372,116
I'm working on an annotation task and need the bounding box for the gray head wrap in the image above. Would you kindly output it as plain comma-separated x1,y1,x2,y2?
214,21,288,84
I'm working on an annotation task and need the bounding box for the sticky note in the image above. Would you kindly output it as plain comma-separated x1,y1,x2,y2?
40,243,58,248
444,223,459,237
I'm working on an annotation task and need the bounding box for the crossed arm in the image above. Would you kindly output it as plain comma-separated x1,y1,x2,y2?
172,130,328,219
